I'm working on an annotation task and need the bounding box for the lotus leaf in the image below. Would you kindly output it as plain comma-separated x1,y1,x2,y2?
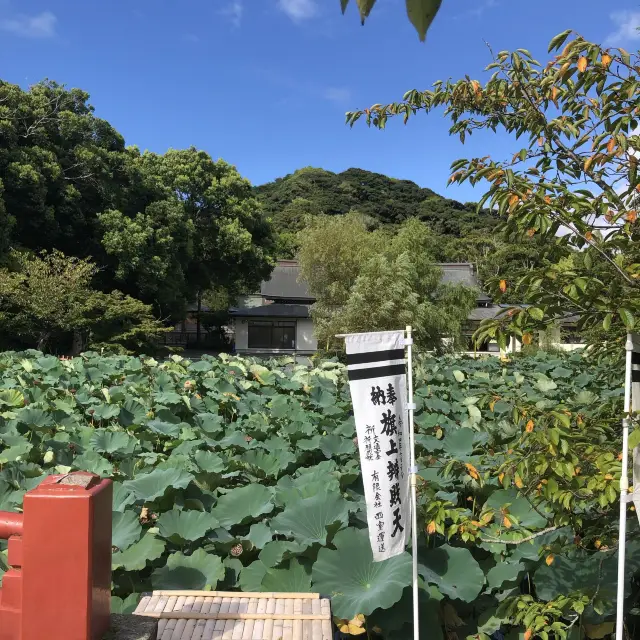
157,508,218,543
244,522,273,549
312,528,411,618
270,491,350,548
124,468,194,502
111,511,142,551
419,545,484,602
211,484,274,529
261,558,312,592
151,549,224,590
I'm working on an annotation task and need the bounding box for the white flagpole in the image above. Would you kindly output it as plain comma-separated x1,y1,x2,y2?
405,325,419,640
616,334,633,640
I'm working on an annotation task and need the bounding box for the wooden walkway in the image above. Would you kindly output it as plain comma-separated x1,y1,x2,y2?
134,590,333,640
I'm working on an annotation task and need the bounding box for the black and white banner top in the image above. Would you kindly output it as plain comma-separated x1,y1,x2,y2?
344,331,411,561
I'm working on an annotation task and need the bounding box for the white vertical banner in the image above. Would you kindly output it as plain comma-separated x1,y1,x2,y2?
344,330,411,562
629,334,640,518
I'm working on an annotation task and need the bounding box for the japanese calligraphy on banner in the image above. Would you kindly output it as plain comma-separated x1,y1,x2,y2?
345,330,410,562
629,334,640,521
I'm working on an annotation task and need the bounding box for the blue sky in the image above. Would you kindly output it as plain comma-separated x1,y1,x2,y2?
1,0,640,202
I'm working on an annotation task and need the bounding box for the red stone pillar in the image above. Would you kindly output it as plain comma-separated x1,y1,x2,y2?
0,471,112,640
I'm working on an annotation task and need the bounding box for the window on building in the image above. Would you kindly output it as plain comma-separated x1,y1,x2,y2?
248,320,296,350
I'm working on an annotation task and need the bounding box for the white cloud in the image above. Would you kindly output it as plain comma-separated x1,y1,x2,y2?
277,0,318,22
220,0,243,28
323,87,351,105
0,10,56,38
603,11,640,47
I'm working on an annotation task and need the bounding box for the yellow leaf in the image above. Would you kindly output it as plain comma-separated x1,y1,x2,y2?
498,472,505,483
546,554,554,566
585,231,594,242
465,463,480,480
499,279,507,293
601,53,612,67
607,137,616,154
508,193,519,207
522,333,533,346
480,511,494,525
578,56,588,72
551,86,559,103
526,419,534,432
503,515,513,529
595,539,602,549
584,155,595,171
538,136,544,146
489,400,496,411
514,474,524,489
605,474,614,481
427,521,437,535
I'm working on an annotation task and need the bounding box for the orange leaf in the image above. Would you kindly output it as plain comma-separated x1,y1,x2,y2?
524,630,533,640
578,56,588,72
545,554,554,566
499,279,507,293
537,136,544,147
427,521,437,535
636,184,640,192
526,228,536,237
465,463,480,480
607,137,616,154
584,155,595,171
514,474,524,489
522,333,533,346
526,419,535,432
626,210,638,223
551,87,558,103
585,231,594,242
509,194,519,207
503,515,513,529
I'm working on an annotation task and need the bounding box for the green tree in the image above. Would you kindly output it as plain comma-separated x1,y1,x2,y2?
298,215,476,350
348,32,640,351
0,250,167,353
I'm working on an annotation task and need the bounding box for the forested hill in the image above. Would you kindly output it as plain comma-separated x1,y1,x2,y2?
255,167,500,237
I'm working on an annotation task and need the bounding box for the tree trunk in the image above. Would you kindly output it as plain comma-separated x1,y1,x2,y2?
37,332,50,353
196,291,202,345
71,330,85,356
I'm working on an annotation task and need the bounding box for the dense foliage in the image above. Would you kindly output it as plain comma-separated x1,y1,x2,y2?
256,167,547,293
297,214,478,351
0,349,634,639
348,32,640,351
0,80,277,351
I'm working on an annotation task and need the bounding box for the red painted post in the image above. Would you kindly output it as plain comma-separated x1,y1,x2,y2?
0,471,113,640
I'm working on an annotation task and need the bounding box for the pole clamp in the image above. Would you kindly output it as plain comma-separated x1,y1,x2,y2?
409,465,419,474
404,337,414,346
407,402,417,411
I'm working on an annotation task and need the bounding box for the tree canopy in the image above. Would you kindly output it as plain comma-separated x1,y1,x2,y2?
297,213,477,351
0,79,277,351
348,32,640,351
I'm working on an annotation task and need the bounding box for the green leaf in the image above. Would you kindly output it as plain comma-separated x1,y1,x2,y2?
419,545,484,602
151,549,224,590
124,468,194,502
405,0,443,42
629,429,640,451
312,527,411,618
239,560,269,592
157,508,218,544
259,541,305,568
244,522,273,549
453,370,465,382
486,561,524,590
619,308,635,329
270,491,351,548
111,593,140,615
261,558,312,592
548,29,572,52
0,390,24,408
112,510,142,552
211,484,274,529
90,429,136,455
112,533,166,571
603,313,612,331
529,307,544,321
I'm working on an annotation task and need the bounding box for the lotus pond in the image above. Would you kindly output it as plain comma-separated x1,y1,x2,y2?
0,349,631,639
